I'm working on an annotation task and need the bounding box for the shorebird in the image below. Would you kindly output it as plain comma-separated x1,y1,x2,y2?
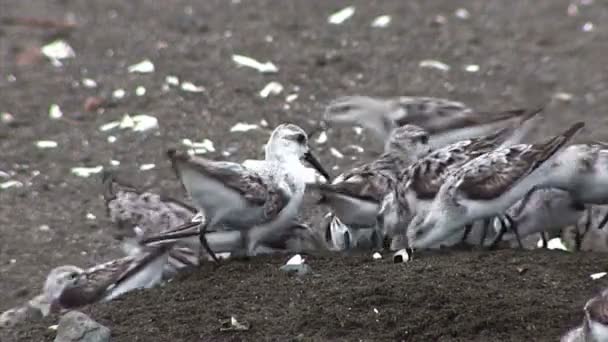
561,289,608,342
168,123,330,262
140,220,328,257
308,124,432,231
101,171,202,277
378,108,543,246
518,143,608,211
407,122,585,249
495,188,586,248
43,244,172,312
323,95,543,149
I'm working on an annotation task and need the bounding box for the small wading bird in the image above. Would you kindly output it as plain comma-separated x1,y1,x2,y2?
561,289,608,342
377,107,543,248
307,125,432,245
165,123,330,262
43,244,174,312
324,95,543,149
407,122,585,250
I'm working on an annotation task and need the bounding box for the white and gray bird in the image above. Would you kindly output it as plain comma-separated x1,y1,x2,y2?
561,289,608,342
378,108,543,248
167,123,330,262
324,95,543,149
408,122,584,250
308,125,432,231
43,244,172,312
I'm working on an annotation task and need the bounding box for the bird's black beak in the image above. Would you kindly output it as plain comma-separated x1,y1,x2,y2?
304,151,331,182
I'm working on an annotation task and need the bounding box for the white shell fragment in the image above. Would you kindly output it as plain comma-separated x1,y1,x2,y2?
329,147,344,159
454,8,471,19
135,86,146,96
259,82,284,98
591,272,607,280
315,131,328,144
82,78,98,88
110,160,120,166
165,76,180,86
328,6,355,25
371,15,391,28
286,254,305,266
48,325,59,331
232,54,278,73
112,89,126,99
139,163,156,171
582,22,594,32
285,94,298,102
128,59,155,73
101,114,159,133
35,140,58,149
553,92,574,102
419,60,451,72
0,180,23,189
372,252,382,260
86,213,96,220
49,104,63,119
537,237,569,251
464,64,480,73
353,126,363,135
41,40,75,60
1,112,15,124
230,122,259,132
182,138,215,154
71,166,103,178
181,82,205,93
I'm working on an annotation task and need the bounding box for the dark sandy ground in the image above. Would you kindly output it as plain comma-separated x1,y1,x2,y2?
1,0,608,341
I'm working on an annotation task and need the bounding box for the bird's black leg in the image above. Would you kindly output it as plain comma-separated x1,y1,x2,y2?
199,221,220,263
597,209,608,230
504,215,523,249
478,218,490,247
540,232,548,248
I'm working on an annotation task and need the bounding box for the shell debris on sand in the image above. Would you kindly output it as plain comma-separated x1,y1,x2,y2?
128,59,155,73
590,272,607,280
181,82,205,93
230,122,259,132
371,15,391,28
259,82,284,98
328,6,355,25
419,59,451,72
71,166,103,178
35,140,58,149
49,104,63,119
232,54,278,73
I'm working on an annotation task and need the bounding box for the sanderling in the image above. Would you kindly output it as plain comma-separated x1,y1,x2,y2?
408,122,584,249
379,109,543,246
530,143,608,206
324,95,543,149
167,123,330,262
308,125,432,231
102,171,203,276
496,188,586,248
43,244,172,312
141,220,327,257
561,289,608,342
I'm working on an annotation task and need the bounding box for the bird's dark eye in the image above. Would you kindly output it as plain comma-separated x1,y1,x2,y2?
418,135,429,144
295,133,306,144
68,272,79,280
